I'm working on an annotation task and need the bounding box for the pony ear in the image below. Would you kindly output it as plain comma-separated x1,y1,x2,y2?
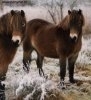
78,9,82,14
68,10,71,15
21,10,25,17
11,10,15,16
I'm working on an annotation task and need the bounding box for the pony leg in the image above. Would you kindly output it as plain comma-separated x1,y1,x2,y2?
0,81,5,100
59,57,66,88
23,36,34,72
59,58,66,81
0,72,6,99
36,53,44,77
23,41,33,72
23,49,33,73
68,54,78,83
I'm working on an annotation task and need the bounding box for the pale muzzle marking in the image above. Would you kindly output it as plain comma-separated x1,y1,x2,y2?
12,36,21,44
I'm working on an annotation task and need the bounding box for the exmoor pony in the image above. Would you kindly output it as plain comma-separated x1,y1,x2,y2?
23,10,84,86
0,10,26,99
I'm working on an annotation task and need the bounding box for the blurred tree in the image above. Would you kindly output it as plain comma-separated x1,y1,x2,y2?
66,0,91,9
83,0,91,6
0,0,3,11
45,0,64,24
66,0,78,10
56,0,64,22
27,0,36,6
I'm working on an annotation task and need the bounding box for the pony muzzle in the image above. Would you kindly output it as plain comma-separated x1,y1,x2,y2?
12,36,21,45
70,33,78,42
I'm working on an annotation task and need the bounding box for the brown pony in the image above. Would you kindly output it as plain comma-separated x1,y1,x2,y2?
23,10,84,85
0,10,26,99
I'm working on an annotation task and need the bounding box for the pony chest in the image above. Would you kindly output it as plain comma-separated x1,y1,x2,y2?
0,47,17,65
0,38,17,63
57,40,81,57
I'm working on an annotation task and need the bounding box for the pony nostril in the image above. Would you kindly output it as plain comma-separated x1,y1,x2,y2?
73,36,77,41
16,40,19,44
70,33,77,42
71,36,77,42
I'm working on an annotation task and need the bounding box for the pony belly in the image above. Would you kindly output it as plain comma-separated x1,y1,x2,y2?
41,51,59,58
35,46,58,58
31,37,58,58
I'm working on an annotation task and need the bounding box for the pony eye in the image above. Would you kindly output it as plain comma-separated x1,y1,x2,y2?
22,23,25,27
78,22,82,26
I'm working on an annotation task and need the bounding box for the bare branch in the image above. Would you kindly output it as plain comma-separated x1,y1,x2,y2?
45,0,64,24
0,0,3,11
48,9,56,24
70,0,78,10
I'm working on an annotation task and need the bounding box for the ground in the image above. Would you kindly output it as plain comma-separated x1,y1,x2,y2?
4,35,91,100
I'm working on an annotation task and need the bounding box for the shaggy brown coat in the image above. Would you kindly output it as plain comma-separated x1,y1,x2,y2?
0,10,26,80
23,10,84,84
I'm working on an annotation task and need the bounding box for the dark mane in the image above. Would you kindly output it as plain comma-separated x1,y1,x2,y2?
58,16,69,30
0,12,11,34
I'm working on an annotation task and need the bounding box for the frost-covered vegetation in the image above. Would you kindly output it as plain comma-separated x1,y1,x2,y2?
6,35,91,100
0,3,91,100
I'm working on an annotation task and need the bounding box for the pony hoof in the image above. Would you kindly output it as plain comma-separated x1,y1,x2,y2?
23,66,30,73
60,80,66,89
61,86,66,89
44,75,48,79
70,79,78,83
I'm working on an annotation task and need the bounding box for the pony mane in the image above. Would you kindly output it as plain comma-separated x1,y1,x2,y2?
58,15,70,30
0,12,12,34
